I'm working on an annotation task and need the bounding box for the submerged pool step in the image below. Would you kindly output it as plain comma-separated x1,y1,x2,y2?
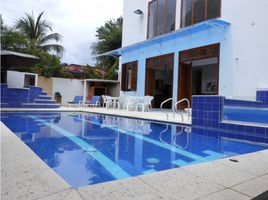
172,150,225,167
38,95,52,100
22,103,60,108
35,99,57,104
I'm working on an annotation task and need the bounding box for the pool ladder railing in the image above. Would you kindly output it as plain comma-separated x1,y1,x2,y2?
160,98,191,122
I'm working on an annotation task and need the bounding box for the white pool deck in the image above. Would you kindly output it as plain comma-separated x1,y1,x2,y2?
1,107,268,200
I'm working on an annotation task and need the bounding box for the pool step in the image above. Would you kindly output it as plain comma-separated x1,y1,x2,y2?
40,91,48,96
35,99,57,104
22,103,60,108
38,95,52,100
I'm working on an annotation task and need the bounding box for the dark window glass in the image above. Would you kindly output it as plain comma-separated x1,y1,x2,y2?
148,0,157,38
156,0,165,35
121,61,138,91
207,0,221,19
166,0,176,32
148,0,176,38
181,0,221,27
127,67,132,90
194,0,206,23
199,49,207,56
181,0,193,27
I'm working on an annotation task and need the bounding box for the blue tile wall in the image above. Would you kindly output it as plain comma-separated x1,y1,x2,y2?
224,99,264,107
256,90,268,106
224,90,268,108
192,95,268,144
0,84,59,108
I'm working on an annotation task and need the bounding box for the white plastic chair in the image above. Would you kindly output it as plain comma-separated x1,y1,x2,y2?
126,97,139,111
137,96,154,112
102,95,113,108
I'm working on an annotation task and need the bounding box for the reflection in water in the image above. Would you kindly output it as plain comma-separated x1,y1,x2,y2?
1,111,267,188
100,115,152,135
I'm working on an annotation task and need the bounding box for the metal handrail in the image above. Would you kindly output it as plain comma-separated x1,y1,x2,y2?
160,98,173,120
174,98,191,122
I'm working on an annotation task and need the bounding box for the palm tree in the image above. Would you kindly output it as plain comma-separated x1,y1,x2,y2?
15,11,64,55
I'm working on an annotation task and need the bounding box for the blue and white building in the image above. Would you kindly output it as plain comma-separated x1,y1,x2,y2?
104,0,268,108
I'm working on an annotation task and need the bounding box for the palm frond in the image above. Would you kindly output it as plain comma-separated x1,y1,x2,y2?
39,33,62,45
41,44,64,55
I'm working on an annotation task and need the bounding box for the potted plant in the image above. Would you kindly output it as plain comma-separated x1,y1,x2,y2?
54,92,62,104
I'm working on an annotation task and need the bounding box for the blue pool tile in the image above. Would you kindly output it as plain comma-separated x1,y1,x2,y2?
245,126,255,134
255,127,265,137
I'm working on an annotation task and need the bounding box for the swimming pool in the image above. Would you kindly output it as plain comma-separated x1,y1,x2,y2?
223,106,268,124
1,111,267,188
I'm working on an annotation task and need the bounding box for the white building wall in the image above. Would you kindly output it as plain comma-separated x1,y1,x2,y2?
121,0,268,100
7,70,38,88
52,77,83,106
122,0,148,47
219,0,268,99
122,0,182,47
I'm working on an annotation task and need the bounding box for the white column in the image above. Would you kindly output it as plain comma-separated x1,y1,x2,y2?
138,57,146,96
83,80,87,104
172,51,179,109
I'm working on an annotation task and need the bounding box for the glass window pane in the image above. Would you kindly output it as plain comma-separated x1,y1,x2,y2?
127,68,132,90
181,0,193,27
166,0,176,32
194,0,206,24
156,0,165,36
207,0,221,19
148,0,157,38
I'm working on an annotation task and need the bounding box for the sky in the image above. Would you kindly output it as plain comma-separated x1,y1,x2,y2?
1,0,123,66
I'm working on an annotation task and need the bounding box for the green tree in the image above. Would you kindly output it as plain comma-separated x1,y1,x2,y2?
1,15,28,51
15,11,64,55
91,17,122,80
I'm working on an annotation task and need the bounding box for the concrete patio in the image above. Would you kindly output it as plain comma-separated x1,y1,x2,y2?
1,116,268,200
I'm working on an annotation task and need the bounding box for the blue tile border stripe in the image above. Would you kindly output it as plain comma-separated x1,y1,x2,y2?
29,115,130,180
73,116,208,163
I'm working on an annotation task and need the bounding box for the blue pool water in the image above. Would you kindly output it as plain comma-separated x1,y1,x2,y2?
223,106,268,124
1,112,267,188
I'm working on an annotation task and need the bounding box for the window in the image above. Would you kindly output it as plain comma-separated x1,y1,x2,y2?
148,0,176,38
181,0,221,28
121,61,138,91
179,44,219,62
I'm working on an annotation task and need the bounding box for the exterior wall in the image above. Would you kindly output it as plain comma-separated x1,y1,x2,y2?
121,0,268,101
122,0,148,47
219,0,268,99
38,76,53,96
121,27,226,99
108,84,120,97
122,0,182,47
7,70,38,88
52,77,84,106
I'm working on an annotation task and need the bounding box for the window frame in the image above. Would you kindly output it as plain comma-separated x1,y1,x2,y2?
147,0,177,39
180,0,221,28
121,61,138,92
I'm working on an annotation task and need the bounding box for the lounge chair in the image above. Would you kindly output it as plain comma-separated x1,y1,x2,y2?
68,96,83,107
84,96,101,107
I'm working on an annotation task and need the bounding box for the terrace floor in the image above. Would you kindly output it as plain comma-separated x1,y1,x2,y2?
1,107,268,200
